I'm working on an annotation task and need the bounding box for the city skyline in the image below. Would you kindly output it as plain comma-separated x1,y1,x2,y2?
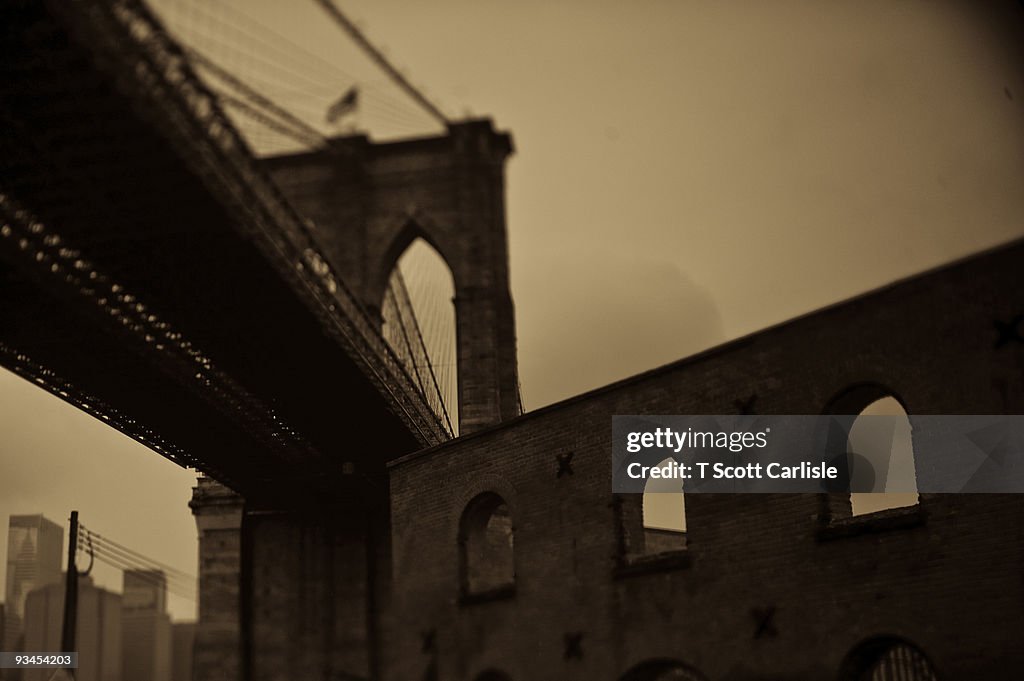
0,509,195,626
2,514,63,662
0,512,193,680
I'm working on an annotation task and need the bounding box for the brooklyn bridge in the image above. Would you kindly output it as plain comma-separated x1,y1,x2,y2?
2,1,1023,680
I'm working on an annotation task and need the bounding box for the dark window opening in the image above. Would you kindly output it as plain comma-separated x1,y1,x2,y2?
459,492,515,600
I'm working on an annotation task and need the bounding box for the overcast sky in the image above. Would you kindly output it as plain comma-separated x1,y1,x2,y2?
2,0,1023,622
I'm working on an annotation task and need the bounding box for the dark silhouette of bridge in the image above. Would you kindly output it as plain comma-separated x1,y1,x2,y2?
5,2,1024,680
0,0,492,504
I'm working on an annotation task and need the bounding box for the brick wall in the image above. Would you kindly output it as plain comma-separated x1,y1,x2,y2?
387,240,1024,680
244,504,388,680
190,479,244,681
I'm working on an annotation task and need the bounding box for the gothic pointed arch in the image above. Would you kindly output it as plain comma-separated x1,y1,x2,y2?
264,119,520,432
380,234,459,432
372,214,460,313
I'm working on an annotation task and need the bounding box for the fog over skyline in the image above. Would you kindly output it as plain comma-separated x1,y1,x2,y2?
2,0,1023,623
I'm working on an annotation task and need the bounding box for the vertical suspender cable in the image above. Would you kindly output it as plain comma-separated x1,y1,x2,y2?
311,0,449,126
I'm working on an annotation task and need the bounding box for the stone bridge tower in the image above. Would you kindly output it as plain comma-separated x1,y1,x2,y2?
190,120,521,681
263,118,520,434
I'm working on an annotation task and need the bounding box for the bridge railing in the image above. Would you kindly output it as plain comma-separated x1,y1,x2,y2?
57,0,451,447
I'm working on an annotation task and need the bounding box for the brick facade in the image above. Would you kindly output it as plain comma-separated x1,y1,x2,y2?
386,240,1024,680
190,479,245,681
192,121,1024,679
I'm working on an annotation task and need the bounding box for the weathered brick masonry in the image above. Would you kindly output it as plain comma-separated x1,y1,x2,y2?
190,117,1023,680
189,478,246,681
386,240,1024,681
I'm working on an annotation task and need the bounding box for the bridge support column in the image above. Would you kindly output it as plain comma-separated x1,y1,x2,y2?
190,478,245,681
263,119,522,435
455,286,520,433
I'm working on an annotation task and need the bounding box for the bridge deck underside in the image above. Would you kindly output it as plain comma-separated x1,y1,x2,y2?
0,0,425,504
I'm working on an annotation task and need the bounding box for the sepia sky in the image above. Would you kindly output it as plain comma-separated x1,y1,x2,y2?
2,1,1023,622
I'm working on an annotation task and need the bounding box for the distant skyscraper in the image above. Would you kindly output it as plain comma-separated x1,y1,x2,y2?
121,570,172,681
3,515,64,655
21,575,122,681
122,569,167,615
171,622,196,681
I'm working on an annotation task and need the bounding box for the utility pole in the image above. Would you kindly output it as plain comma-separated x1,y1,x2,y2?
60,511,78,670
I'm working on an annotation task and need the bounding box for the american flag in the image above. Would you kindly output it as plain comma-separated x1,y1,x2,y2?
325,86,359,124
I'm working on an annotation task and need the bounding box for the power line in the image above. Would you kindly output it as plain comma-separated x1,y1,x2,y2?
89,553,197,602
76,526,198,602
82,544,198,599
80,538,197,593
79,526,195,580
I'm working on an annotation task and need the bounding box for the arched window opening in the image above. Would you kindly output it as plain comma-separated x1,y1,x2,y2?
381,237,458,434
641,458,687,553
847,396,919,516
840,637,939,681
475,671,512,681
459,492,515,598
620,659,708,681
